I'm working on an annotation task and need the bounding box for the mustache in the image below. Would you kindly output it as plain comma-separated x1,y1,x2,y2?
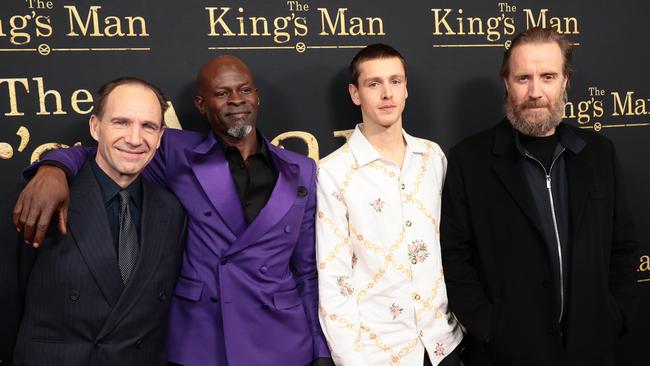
519,100,550,109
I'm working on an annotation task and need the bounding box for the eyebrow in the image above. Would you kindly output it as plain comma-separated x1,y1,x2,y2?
363,74,405,83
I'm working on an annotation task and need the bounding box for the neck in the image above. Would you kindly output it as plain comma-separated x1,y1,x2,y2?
216,128,259,160
360,120,406,167
95,157,137,189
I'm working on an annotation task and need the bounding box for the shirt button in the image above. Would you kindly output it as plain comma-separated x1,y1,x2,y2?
69,291,80,302
259,266,268,273
405,220,412,227
418,330,424,337
158,292,168,301
400,183,405,190
204,210,212,217
136,339,144,349
210,296,219,303
220,259,228,265
284,225,291,233
412,293,420,301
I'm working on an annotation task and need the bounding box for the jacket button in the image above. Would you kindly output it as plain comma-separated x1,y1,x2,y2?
210,296,219,303
158,292,168,301
259,266,268,273
204,210,212,217
69,291,80,302
284,225,291,233
220,259,228,265
542,280,552,288
136,339,144,349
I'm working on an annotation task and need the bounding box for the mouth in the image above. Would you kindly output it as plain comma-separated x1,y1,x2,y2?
226,111,251,119
379,104,397,111
116,147,146,157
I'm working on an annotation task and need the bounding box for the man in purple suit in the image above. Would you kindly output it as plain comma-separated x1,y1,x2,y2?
13,56,332,365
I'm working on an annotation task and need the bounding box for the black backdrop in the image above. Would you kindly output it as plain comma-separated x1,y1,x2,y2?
1,1,648,363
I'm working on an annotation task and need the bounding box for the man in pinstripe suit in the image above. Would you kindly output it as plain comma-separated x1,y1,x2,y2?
12,77,186,365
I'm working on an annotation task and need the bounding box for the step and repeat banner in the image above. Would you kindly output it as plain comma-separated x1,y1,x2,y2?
0,0,648,363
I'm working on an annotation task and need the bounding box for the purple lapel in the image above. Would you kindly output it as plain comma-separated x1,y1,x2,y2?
224,144,299,256
185,133,247,237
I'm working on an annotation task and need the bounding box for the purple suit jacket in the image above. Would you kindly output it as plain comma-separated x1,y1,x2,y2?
31,129,330,366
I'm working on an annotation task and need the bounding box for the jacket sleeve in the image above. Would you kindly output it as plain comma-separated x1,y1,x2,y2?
315,163,365,365
440,147,494,343
290,159,331,360
22,133,172,189
607,142,639,335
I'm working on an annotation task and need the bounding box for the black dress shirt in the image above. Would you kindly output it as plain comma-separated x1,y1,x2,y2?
90,159,142,253
216,132,277,224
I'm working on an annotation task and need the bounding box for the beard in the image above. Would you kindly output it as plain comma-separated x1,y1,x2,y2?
227,119,253,139
505,90,566,137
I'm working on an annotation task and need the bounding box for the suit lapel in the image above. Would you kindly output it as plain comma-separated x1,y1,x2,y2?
491,122,545,238
185,133,247,237
225,147,299,256
96,180,171,340
68,163,123,308
565,150,593,241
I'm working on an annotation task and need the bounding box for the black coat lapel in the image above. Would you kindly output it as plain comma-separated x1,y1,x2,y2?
96,180,171,340
68,163,123,308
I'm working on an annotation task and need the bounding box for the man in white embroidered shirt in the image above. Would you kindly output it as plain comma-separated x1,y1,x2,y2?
316,44,463,366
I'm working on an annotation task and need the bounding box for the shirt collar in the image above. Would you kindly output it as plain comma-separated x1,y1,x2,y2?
347,123,426,167
90,158,142,208
214,129,273,165
511,121,585,156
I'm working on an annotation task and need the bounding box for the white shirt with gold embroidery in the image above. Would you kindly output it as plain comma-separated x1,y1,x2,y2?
316,125,463,366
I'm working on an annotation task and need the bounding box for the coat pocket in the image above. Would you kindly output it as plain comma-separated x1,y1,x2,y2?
173,276,204,301
273,288,302,310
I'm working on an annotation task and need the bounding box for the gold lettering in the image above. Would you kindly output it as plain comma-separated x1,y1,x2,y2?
33,77,66,116
65,5,102,36
125,16,148,36
318,8,349,35
271,131,319,161
611,91,634,116
0,78,29,116
205,7,235,36
70,89,93,114
164,101,182,130
332,129,354,142
640,255,650,272
104,16,124,37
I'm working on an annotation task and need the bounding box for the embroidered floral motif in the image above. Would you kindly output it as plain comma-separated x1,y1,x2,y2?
332,190,344,202
408,240,429,264
434,342,445,356
389,303,404,320
336,277,354,297
370,198,384,212
351,253,358,268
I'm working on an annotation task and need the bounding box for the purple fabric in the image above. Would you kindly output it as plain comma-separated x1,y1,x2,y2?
28,129,329,365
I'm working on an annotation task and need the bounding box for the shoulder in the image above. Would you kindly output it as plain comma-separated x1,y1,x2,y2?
268,142,316,169
143,180,184,214
162,128,208,147
449,123,502,159
413,137,445,159
317,143,353,171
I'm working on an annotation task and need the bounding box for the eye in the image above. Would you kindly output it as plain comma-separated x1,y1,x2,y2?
368,81,380,88
214,91,228,98
113,119,127,126
240,87,253,95
143,123,159,132
543,74,556,81
390,79,402,85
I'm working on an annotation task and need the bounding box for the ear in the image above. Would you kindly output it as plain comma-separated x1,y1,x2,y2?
89,115,100,142
155,126,165,150
348,84,361,106
561,75,568,90
194,96,205,114
405,79,408,100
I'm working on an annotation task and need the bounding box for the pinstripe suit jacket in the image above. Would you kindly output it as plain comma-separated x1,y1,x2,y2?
13,162,187,366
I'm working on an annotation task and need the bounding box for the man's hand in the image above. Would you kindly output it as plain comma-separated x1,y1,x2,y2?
13,165,69,248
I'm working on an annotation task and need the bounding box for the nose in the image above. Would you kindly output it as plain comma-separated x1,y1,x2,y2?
381,84,393,100
124,124,143,145
227,90,245,105
528,79,542,100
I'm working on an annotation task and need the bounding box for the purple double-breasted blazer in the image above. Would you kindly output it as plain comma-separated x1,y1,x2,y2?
34,129,330,366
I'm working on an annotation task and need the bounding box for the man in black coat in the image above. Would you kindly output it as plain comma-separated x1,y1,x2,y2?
441,27,638,366
12,77,186,365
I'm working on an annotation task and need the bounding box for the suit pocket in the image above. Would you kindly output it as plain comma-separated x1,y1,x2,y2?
173,276,204,301
31,336,69,344
273,288,302,310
